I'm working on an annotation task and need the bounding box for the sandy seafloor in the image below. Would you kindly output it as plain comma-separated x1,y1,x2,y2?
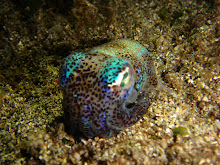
0,0,219,164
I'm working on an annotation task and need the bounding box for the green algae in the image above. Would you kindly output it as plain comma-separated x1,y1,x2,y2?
173,126,189,137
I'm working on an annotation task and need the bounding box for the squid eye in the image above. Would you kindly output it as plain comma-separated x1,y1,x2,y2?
108,66,134,90
119,66,134,89
120,71,130,87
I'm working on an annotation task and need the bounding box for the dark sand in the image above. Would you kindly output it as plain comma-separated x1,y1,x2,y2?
0,0,219,164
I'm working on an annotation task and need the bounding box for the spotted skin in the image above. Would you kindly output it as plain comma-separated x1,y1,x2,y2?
60,39,158,138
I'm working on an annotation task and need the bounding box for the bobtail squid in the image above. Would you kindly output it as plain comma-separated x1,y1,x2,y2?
60,39,160,138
